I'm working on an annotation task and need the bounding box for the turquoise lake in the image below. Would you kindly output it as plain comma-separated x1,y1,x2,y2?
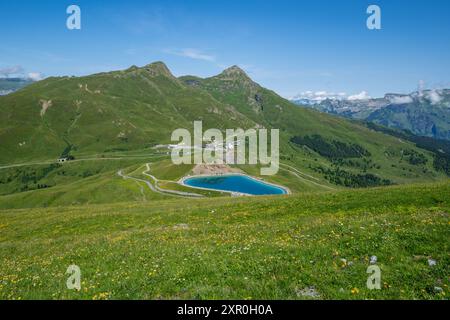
183,175,287,195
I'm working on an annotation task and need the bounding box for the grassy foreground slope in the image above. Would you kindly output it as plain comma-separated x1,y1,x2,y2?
0,181,448,300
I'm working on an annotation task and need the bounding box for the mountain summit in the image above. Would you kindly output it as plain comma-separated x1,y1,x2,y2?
141,61,175,78
221,65,247,76
216,65,252,82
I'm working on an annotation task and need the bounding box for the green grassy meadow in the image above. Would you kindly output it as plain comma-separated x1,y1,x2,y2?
0,181,448,300
0,62,449,301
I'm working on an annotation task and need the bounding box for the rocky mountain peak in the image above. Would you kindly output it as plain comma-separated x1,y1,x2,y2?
218,65,251,80
141,61,175,78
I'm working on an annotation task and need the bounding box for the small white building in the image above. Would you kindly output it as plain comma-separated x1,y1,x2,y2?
57,157,69,164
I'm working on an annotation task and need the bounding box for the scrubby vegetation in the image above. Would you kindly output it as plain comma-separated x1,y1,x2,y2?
331,158,380,171
401,149,428,166
290,135,371,160
312,165,392,188
365,122,450,176
0,164,61,194
433,155,450,175
0,159,146,198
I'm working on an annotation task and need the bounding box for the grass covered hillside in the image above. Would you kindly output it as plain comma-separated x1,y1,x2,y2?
0,62,254,164
0,181,448,299
0,62,449,207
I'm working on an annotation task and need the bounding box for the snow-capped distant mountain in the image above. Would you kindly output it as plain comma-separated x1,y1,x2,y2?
0,78,34,96
289,98,318,106
292,89,450,140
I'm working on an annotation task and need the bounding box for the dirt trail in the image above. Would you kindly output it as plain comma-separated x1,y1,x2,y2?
0,155,166,170
279,163,336,190
118,164,203,198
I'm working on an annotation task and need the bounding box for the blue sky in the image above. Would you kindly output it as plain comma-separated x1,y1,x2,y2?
1,0,449,98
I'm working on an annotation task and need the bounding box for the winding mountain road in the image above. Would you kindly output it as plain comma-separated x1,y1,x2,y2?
118,163,203,198
0,154,166,170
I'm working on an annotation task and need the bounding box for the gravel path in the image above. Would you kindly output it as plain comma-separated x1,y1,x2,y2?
118,164,203,198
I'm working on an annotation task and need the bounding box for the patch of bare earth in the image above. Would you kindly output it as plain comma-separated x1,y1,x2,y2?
39,99,53,116
192,164,243,175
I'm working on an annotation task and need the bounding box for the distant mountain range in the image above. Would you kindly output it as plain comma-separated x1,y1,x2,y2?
0,78,34,95
291,89,450,140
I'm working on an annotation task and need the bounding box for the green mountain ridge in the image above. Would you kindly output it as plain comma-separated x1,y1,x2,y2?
0,61,448,205
367,91,450,140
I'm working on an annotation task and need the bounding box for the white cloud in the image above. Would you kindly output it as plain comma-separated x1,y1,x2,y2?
165,48,215,62
0,65,24,77
418,80,426,91
388,96,413,104
291,91,348,102
348,91,371,101
0,66,43,81
427,90,443,104
28,72,43,81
